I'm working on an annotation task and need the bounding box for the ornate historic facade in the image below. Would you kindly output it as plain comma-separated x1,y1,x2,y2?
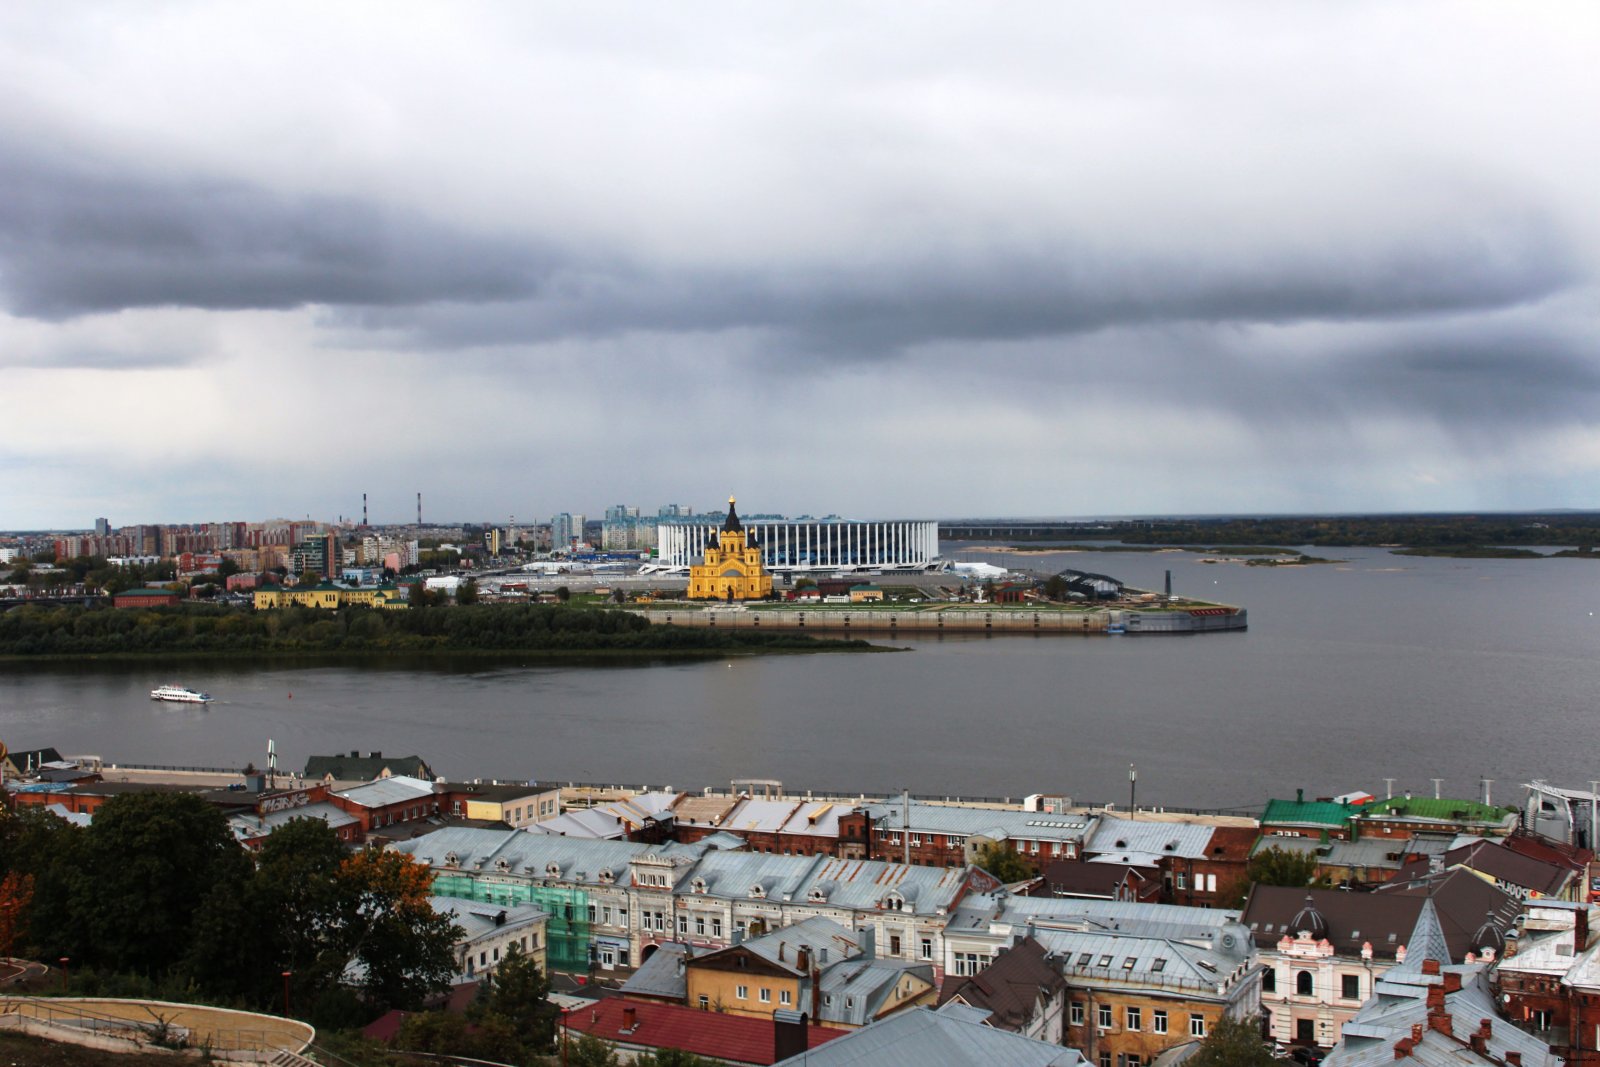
687,497,773,601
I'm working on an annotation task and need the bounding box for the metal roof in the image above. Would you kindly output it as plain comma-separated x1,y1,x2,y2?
1326,964,1556,1067
619,942,689,1001
865,802,1094,843
772,1005,1085,1067
394,827,699,886
1031,926,1255,997
429,897,547,946
682,851,971,914
1087,816,1214,859
815,959,933,1027
334,774,437,808
949,891,1241,943
1260,798,1356,828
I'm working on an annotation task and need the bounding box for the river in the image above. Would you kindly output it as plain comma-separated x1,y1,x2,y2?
2,545,1596,810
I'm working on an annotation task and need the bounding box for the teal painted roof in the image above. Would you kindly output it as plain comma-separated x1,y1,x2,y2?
1361,796,1513,823
1261,798,1355,827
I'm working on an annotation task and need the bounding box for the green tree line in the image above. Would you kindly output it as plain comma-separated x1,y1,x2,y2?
0,797,458,1029
0,602,869,657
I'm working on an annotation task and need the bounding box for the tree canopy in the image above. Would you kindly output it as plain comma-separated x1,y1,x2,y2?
1186,1015,1277,1067
1247,846,1320,888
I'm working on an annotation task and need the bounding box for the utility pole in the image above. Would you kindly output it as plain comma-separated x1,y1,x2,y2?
903,788,911,866
1589,781,1599,851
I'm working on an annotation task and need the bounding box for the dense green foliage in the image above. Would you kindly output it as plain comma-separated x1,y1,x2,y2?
0,602,872,657
1389,545,1544,558
1108,514,1600,549
0,800,458,1026
1187,1015,1276,1067
1247,846,1321,889
4,555,176,593
975,841,1039,884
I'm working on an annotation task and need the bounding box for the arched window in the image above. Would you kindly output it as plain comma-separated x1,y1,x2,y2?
1297,970,1314,996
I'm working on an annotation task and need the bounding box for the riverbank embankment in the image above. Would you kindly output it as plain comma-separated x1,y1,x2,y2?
628,603,1247,635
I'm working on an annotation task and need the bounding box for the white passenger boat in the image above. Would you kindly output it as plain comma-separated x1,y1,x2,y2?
150,685,213,704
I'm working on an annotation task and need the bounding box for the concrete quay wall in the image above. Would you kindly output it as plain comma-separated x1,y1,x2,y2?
640,606,1245,635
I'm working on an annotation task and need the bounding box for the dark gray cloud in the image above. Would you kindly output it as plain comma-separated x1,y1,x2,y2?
0,152,561,320
326,203,1576,358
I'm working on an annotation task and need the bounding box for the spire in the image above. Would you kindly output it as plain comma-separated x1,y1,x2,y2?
1393,894,1452,974
722,495,742,533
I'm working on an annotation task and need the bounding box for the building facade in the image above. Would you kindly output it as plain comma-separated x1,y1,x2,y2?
659,517,940,572
686,498,773,601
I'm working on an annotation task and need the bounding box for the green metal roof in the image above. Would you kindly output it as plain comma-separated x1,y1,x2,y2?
1359,796,1513,823
1261,798,1355,827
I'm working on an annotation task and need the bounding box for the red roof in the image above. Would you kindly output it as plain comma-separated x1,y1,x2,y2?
564,999,845,1065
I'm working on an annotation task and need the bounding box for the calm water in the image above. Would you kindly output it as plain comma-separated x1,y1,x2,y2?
2,546,1597,809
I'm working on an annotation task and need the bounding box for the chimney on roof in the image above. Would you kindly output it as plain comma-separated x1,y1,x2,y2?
1394,1037,1415,1060
621,1005,637,1033
773,1009,808,1061
1297,788,1304,802
1507,1053,1522,1066
1577,907,1591,951
1411,1025,1424,1043
1426,986,1445,1013
778,941,786,962
1442,971,1462,993
1477,1019,1492,1040
1468,1033,1486,1055
1422,958,1441,976
797,946,810,974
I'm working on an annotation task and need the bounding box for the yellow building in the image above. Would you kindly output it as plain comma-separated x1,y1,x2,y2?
687,497,773,601
253,582,407,610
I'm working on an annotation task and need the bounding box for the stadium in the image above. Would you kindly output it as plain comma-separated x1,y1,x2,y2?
653,519,941,574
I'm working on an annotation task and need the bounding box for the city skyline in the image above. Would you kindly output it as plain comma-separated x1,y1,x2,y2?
2,4,1596,528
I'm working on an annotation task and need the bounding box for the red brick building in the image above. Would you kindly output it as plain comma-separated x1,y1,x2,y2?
113,588,180,608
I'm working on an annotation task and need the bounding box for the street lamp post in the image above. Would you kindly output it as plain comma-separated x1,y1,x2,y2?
281,971,292,1017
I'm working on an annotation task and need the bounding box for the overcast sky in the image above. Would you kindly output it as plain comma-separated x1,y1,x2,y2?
1,3,1596,529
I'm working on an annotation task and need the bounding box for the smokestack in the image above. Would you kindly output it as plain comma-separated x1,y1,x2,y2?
417,492,422,526
363,493,368,527
1165,569,1172,598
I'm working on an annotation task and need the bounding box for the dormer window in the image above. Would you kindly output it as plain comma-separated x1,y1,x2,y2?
546,862,562,878
809,887,827,903
495,859,510,873
693,877,707,894
444,852,460,867
598,868,614,884
749,883,766,899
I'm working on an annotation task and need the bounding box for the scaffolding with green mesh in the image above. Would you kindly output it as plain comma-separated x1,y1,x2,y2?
432,874,593,974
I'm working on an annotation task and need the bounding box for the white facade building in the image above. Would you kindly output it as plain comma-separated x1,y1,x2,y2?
656,519,940,572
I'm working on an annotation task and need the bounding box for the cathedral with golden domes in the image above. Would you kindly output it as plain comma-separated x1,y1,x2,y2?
686,496,773,601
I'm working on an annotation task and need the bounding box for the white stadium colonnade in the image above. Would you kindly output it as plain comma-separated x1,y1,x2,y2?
655,520,941,573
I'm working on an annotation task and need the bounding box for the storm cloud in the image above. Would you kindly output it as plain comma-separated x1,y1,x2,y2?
0,2,1596,525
